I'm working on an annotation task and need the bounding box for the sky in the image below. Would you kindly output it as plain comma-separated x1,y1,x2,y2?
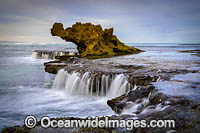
0,0,200,44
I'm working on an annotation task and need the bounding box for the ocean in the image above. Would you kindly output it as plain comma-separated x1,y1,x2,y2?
0,41,200,130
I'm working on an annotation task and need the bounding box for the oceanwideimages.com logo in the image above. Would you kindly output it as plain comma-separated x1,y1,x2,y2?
24,115,175,130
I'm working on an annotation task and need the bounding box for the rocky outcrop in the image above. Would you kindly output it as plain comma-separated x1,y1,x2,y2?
107,85,156,114
51,22,143,57
179,49,200,57
44,57,84,74
107,84,190,115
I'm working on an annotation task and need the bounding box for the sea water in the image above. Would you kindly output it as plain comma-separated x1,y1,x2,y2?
0,41,199,130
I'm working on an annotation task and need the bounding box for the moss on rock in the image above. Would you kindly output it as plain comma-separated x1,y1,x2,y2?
51,22,143,57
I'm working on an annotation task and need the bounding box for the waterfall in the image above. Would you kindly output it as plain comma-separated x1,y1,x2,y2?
32,50,78,59
106,74,131,98
51,69,170,116
44,72,53,87
52,69,132,98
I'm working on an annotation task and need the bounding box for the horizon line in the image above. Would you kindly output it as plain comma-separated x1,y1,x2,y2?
0,40,200,45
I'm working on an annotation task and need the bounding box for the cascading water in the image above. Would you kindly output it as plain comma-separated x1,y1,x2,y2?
32,50,78,59
52,69,132,98
121,94,169,117
107,74,131,98
52,69,169,117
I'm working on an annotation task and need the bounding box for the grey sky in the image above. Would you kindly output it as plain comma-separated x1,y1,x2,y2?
0,0,200,43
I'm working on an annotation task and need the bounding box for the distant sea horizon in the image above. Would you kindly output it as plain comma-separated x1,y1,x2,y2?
0,40,200,46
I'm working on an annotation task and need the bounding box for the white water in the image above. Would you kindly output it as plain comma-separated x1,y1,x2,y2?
32,50,78,59
121,96,169,117
1,42,200,131
52,70,170,118
107,74,131,98
52,69,132,98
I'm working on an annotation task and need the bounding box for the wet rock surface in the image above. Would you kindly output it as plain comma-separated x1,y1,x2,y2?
51,22,143,57
38,48,200,132
6,42,200,132
136,105,200,133
106,85,200,132
44,53,198,81
44,57,84,74
44,61,68,74
179,49,200,57
107,84,191,114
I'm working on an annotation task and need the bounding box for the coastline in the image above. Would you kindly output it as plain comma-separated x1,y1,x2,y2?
1,42,200,132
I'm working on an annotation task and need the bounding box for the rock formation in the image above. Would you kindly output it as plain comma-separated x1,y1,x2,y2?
51,22,143,57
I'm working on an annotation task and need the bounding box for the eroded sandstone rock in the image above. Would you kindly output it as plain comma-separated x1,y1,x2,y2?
51,22,143,57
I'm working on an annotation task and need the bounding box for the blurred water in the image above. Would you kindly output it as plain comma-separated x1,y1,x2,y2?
0,42,114,130
153,73,200,101
0,41,199,130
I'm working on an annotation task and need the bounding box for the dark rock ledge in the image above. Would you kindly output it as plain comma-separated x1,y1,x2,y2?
6,53,200,132
107,85,200,132
179,49,200,57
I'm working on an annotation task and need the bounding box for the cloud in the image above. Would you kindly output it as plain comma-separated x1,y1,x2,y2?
0,0,200,43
